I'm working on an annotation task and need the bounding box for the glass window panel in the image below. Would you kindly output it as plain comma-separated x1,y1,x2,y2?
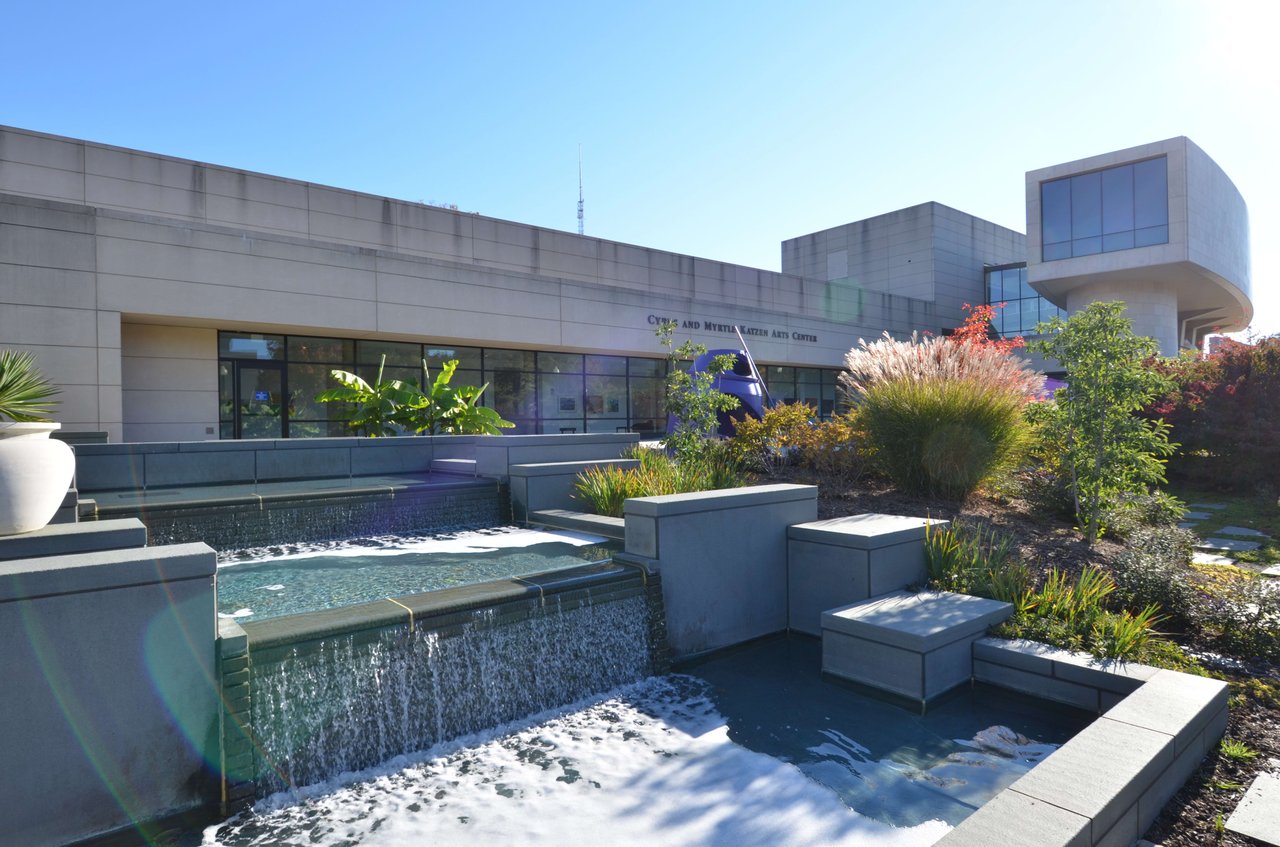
986,270,1001,304
1134,225,1169,248
586,355,627,376
585,374,627,419
585,418,629,434
1017,268,1034,300
1043,241,1072,261
219,362,234,422
355,364,419,389
1021,301,1040,332
450,369,483,390
219,332,283,360
488,369,537,419
539,373,584,421
220,421,235,439
1102,232,1135,253
627,376,665,423
288,363,349,420
538,352,583,374
1070,172,1102,239
1101,165,1135,234
1003,300,1021,335
1072,236,1102,257
486,348,536,371
424,345,482,371
287,336,353,363
1041,178,1072,245
628,357,665,378
1133,157,1168,229
357,340,420,367
503,419,536,435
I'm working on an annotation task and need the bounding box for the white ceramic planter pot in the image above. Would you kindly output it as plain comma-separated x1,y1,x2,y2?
0,422,76,535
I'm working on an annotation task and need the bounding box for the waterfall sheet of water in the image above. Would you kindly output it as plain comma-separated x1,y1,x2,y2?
250,593,652,795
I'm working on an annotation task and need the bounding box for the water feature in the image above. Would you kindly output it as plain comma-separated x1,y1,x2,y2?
239,563,661,796
217,527,621,621
206,635,1090,846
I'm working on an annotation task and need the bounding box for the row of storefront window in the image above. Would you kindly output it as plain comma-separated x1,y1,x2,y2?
217,332,840,439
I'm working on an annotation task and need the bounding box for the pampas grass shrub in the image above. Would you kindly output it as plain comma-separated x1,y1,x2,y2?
841,331,1041,499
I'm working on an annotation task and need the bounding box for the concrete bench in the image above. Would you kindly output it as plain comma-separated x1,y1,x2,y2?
822,590,1012,704
788,514,946,636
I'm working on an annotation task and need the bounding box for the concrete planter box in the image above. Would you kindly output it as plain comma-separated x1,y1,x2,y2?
821,590,1013,703
509,458,639,522
938,638,1228,847
623,483,817,659
788,514,946,636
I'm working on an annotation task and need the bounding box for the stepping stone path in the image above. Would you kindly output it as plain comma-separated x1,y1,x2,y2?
1193,551,1237,566
1189,503,1229,510
1182,511,1214,521
1200,537,1264,553
1218,525,1270,538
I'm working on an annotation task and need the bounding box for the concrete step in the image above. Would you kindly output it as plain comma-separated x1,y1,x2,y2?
431,458,477,475
0,518,147,561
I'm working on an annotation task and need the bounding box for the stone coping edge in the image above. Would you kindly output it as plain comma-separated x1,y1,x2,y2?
241,560,641,651
90,477,492,514
509,458,639,477
0,542,217,602
624,483,817,517
789,514,948,549
937,639,1229,847
528,509,627,540
0,518,147,561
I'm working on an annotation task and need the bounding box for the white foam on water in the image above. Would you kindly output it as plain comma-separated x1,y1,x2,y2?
219,526,608,568
204,677,951,847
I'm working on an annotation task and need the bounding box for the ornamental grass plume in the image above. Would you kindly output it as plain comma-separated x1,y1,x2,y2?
839,331,1044,401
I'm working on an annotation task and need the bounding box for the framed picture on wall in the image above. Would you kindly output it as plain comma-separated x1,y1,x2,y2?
559,396,577,412
585,395,603,414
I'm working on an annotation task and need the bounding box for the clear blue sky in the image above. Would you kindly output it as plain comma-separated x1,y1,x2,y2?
3,0,1276,336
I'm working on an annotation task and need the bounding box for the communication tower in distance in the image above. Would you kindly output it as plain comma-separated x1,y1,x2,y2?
577,144,584,236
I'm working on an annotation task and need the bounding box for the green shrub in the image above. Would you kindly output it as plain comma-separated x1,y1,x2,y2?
858,377,1028,499
571,446,746,517
1199,574,1280,663
997,567,1166,662
1027,303,1176,543
1110,526,1200,628
729,404,867,485
1102,491,1186,540
924,521,1028,601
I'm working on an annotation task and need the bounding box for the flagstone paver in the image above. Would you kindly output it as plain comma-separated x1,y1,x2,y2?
1189,503,1229,510
1193,551,1238,567
1225,771,1280,846
1262,565,1280,578
1217,526,1271,539
1200,537,1264,553
1182,511,1213,521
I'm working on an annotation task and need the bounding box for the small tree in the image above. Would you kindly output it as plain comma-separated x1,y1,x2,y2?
1028,302,1175,544
655,321,739,462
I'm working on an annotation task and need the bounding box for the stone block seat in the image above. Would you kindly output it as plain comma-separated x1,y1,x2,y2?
822,590,1012,704
787,514,948,636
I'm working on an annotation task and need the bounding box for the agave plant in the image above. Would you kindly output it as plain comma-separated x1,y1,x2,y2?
0,350,60,422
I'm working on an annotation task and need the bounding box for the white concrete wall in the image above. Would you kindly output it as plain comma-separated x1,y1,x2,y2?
781,202,1024,333
120,325,218,442
0,125,950,442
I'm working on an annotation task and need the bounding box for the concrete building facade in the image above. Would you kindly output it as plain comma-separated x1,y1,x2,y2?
0,127,1253,442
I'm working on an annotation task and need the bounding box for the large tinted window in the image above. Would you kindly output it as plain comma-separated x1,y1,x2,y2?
984,264,1066,339
1041,156,1168,261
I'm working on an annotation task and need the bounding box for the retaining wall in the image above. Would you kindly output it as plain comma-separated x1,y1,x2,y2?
0,534,218,847
619,483,818,658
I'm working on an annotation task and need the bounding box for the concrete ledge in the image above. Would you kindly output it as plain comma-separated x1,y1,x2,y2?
528,509,626,540
939,639,1229,847
625,483,816,518
787,514,947,636
0,542,216,601
431,458,477,475
0,518,147,562
821,591,1012,702
473,433,638,479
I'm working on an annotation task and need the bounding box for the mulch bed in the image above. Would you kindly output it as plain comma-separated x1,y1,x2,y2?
773,468,1280,846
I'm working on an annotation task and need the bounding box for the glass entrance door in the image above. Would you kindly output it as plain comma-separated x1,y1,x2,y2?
235,363,285,439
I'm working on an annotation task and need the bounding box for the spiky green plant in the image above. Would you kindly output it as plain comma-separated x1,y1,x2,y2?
0,350,60,422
